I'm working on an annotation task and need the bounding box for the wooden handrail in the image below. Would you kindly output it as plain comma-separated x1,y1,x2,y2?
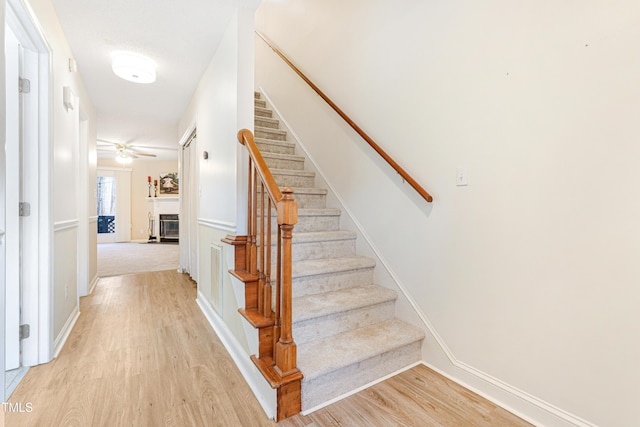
256,31,433,203
238,129,283,204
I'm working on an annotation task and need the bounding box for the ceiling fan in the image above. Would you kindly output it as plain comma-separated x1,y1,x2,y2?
97,140,157,163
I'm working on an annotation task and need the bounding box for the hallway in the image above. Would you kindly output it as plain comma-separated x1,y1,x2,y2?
6,270,275,426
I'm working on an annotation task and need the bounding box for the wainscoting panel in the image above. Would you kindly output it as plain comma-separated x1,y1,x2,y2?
210,243,223,315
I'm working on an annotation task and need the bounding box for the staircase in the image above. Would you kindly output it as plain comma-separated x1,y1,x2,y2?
252,91,425,413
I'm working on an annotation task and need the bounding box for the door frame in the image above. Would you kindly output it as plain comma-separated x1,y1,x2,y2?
5,0,53,371
179,122,198,280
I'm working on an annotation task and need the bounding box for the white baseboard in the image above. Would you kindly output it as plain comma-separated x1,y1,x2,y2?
88,274,99,295
196,292,276,419
53,306,80,358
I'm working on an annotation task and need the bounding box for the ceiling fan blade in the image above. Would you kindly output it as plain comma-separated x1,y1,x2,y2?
133,152,157,157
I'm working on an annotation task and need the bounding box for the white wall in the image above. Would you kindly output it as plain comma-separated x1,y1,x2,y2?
179,5,276,417
28,0,97,350
256,1,640,426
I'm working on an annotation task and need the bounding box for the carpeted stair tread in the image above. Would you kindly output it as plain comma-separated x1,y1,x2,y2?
285,187,327,195
290,230,356,243
253,106,273,117
255,115,279,126
297,319,425,382
255,137,295,148
293,285,396,323
261,208,341,218
270,168,315,177
292,256,375,279
255,126,287,137
261,151,306,163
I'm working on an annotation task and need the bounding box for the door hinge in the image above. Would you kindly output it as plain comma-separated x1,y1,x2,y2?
19,77,31,94
19,324,30,340
19,202,31,217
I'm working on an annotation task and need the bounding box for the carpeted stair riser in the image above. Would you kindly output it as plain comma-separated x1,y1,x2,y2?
255,126,287,141
255,116,280,129
262,152,306,171
255,106,273,118
292,286,397,345
296,318,424,410
265,233,357,263
301,339,422,410
257,187,327,209
270,169,315,188
293,266,375,298
255,139,296,155
254,209,340,233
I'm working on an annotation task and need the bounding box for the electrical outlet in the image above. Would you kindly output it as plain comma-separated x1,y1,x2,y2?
456,167,468,186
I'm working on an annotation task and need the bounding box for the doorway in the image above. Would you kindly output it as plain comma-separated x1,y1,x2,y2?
96,168,131,244
179,126,198,281
4,0,53,399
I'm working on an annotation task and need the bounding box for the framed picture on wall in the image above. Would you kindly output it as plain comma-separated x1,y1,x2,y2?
159,172,179,194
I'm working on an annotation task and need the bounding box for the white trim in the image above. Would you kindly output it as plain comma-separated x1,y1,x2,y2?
179,119,197,147
97,167,132,173
260,88,594,427
89,216,98,223
88,275,99,295
197,218,236,233
145,196,179,201
196,292,276,419
54,219,79,232
52,306,80,358
6,0,54,369
302,361,421,415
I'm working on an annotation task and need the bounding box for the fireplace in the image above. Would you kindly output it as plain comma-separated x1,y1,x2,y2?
159,214,179,242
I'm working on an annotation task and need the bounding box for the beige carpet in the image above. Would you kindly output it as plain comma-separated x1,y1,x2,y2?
97,242,180,277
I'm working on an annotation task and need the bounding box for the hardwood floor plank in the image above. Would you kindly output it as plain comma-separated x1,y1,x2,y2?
6,269,532,426
280,365,533,427
6,270,276,427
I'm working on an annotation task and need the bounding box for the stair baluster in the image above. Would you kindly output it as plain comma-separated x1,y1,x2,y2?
224,129,302,421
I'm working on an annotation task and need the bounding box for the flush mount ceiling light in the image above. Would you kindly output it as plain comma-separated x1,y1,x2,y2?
111,52,157,84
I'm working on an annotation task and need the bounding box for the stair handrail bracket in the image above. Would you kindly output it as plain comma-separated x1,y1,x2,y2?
229,128,302,420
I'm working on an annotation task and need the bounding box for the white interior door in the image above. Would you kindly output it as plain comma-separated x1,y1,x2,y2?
5,25,21,372
180,142,191,272
189,138,198,281
180,132,198,279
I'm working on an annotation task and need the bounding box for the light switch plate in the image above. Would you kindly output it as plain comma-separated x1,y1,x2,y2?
456,167,468,186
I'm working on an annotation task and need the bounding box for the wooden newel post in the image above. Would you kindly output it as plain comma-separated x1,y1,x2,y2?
274,188,298,377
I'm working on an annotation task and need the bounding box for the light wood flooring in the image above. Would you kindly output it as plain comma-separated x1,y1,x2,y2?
7,270,532,426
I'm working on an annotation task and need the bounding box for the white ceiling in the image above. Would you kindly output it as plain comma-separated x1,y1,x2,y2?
51,0,257,160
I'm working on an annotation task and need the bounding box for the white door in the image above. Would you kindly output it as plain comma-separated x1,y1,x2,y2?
180,133,198,279
5,26,21,372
